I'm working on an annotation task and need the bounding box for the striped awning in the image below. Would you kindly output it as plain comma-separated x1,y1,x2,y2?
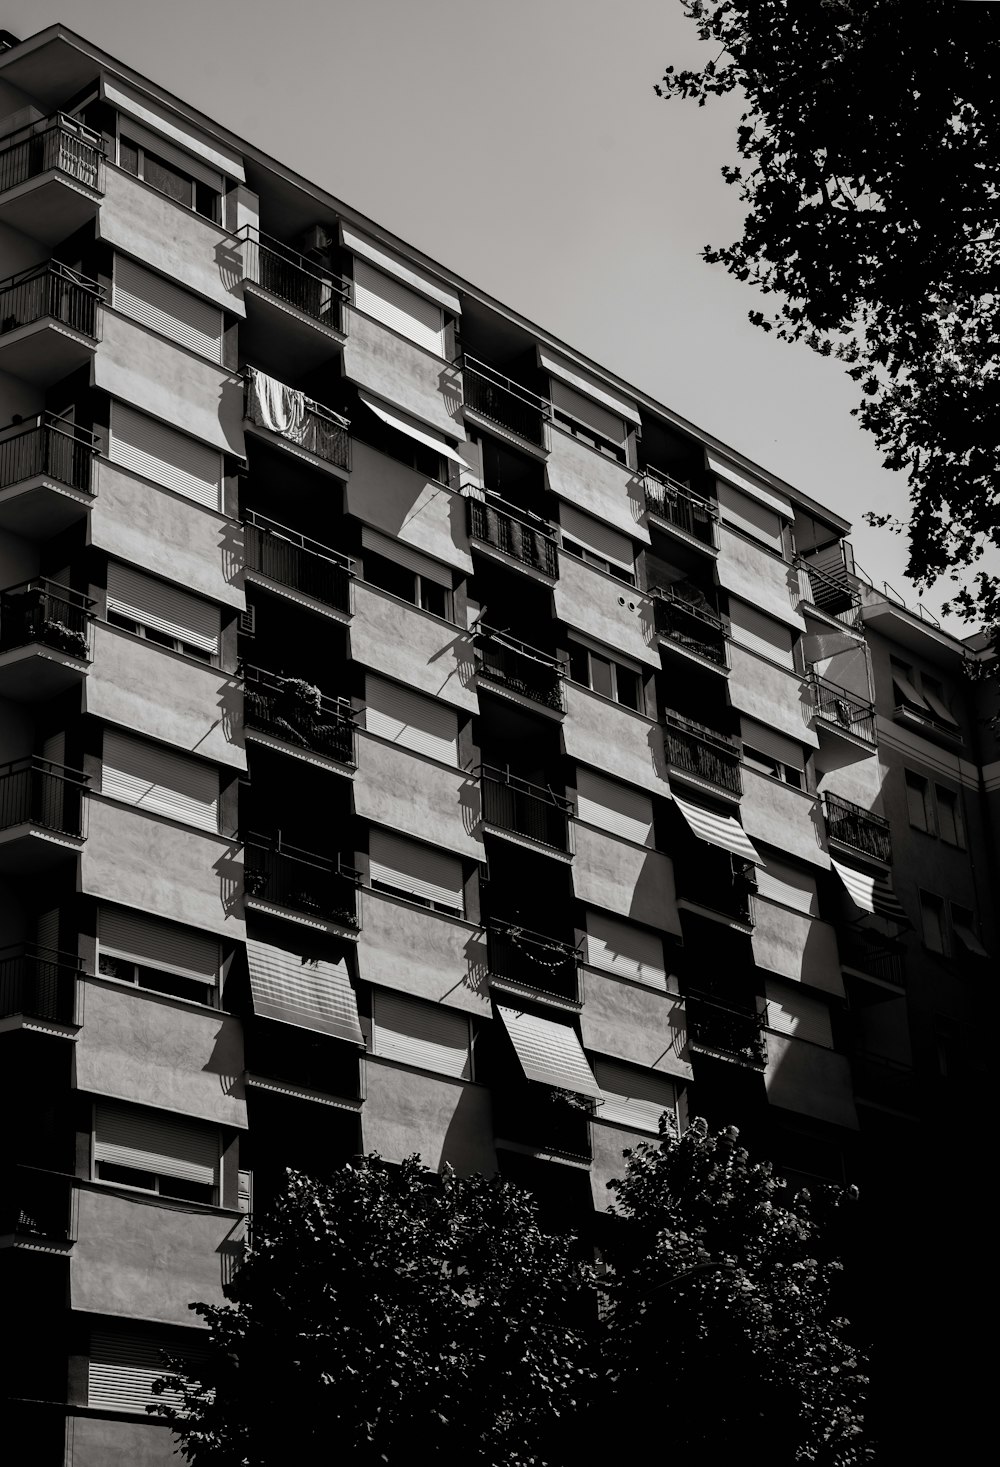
831,859,910,925
247,939,363,1044
358,390,464,464
672,792,762,865
496,1005,603,1099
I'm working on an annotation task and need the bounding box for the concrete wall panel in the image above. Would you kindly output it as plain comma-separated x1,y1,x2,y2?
357,890,489,1017
741,767,829,868
563,682,668,795
590,1119,638,1213
361,1059,497,1175
68,1415,178,1467
581,971,691,1078
572,825,682,934
547,429,648,541
553,555,659,668
729,645,818,747
751,899,845,997
354,735,482,858
346,441,471,573
350,582,478,712
343,307,463,437
716,528,804,631
764,1034,858,1129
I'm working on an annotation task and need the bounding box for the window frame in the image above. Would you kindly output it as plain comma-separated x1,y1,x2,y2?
363,548,453,622
567,639,645,712
742,743,803,789
91,1102,221,1206
560,535,636,587
934,785,965,848
118,131,222,222
918,889,948,955
106,608,215,665
96,950,218,1007
904,770,932,834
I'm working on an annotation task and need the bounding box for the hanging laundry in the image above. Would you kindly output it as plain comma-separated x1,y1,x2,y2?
246,366,306,439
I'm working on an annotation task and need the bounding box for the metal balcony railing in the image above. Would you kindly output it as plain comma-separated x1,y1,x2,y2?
0,414,97,495
824,792,892,864
243,835,361,929
0,113,104,196
2,1166,77,1244
236,226,350,331
243,512,354,614
474,627,564,711
651,586,729,667
243,665,356,765
0,260,103,340
808,674,876,745
796,553,862,629
0,757,88,838
0,943,83,1025
675,857,757,925
493,1086,593,1161
687,993,767,1067
480,765,573,852
462,356,549,446
662,709,742,795
643,468,719,548
838,928,905,987
0,578,94,660
244,369,351,471
466,493,559,579
485,917,581,1004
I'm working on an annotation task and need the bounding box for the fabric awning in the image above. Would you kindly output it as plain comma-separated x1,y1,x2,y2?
358,390,463,464
247,939,363,1043
496,1005,603,1099
891,669,928,710
672,792,763,865
953,923,989,958
831,859,910,925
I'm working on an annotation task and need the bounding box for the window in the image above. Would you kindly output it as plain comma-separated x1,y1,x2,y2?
97,906,221,1005
922,674,960,730
890,657,928,714
584,911,666,988
951,904,989,958
743,744,802,789
717,481,785,552
935,786,964,847
593,1057,677,1134
575,769,654,846
561,537,637,584
370,990,474,1079
106,563,220,664
108,403,223,510
361,530,454,620
93,1100,219,1204
352,259,445,355
119,131,222,222
905,771,932,832
89,1326,205,1414
559,506,636,585
356,396,445,480
368,829,465,917
919,891,947,954
728,600,794,669
550,380,628,463
113,256,224,362
364,675,459,765
102,730,220,834
568,640,643,711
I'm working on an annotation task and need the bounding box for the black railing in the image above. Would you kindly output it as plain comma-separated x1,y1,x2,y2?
809,674,876,745
2,1166,77,1244
838,928,905,987
824,793,892,864
480,766,572,852
466,494,559,579
643,468,719,548
0,260,102,340
687,994,767,1067
243,665,356,765
662,710,742,795
244,512,354,613
0,757,88,837
675,855,757,925
245,369,351,471
237,226,349,331
474,627,564,711
652,587,729,667
0,415,97,495
243,836,361,929
485,918,581,1004
796,553,862,629
0,113,104,196
0,943,82,1025
493,1086,593,1161
462,357,549,445
0,578,93,660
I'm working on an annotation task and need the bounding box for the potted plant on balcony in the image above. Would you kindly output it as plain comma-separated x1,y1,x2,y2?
273,676,324,748
41,617,89,660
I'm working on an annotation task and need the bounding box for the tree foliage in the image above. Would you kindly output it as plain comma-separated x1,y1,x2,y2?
658,0,1000,639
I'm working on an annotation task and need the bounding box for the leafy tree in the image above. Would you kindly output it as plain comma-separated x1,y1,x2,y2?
658,0,1000,643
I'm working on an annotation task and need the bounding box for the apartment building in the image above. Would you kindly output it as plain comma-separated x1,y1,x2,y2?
0,24,994,1464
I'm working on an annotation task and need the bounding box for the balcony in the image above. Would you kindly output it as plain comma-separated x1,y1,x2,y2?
838,928,905,990
824,793,892,865
651,585,729,671
0,261,103,382
466,493,559,580
0,944,83,1031
0,113,104,244
244,367,351,474
485,917,581,1008
662,709,742,797
243,664,356,769
686,993,767,1068
243,511,354,619
809,674,876,747
0,414,98,536
474,626,564,713
643,468,719,551
0,578,94,698
796,553,862,631
462,356,549,449
0,757,89,871
0,1167,77,1250
675,852,757,928
243,835,361,934
236,226,349,376
493,1085,593,1163
480,766,573,855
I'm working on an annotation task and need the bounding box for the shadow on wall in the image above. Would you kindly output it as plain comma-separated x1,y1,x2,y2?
214,237,244,298
219,518,244,593
458,772,483,842
214,843,245,920
202,1016,245,1102
437,1081,497,1178
216,677,243,750
426,623,477,696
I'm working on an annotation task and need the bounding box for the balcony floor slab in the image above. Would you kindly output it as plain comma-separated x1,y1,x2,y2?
0,319,96,384
0,475,93,536
0,643,89,700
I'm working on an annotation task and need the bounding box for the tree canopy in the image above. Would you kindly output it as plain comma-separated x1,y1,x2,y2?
658,0,1000,642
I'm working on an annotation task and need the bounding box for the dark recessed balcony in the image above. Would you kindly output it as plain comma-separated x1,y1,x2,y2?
462,356,549,448
838,927,905,990
466,493,559,581
0,261,103,383
236,227,350,378
480,766,573,854
243,512,354,619
796,553,863,631
662,709,742,797
852,1052,918,1115
0,943,83,1030
686,993,767,1068
474,626,564,713
674,849,757,928
244,368,351,474
0,578,94,698
493,1085,593,1162
0,1166,77,1251
0,757,89,871
243,664,356,769
485,917,581,1008
0,114,104,244
824,792,892,865
243,834,361,934
0,414,98,536
809,674,877,747
643,468,719,551
652,585,730,671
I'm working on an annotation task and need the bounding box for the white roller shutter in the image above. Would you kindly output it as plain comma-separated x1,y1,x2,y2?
365,675,458,764
94,1100,218,1185
116,114,226,190
109,403,222,510
594,1058,676,1133
550,379,626,448
764,979,834,1048
102,730,219,833
89,1329,196,1413
575,769,653,846
372,990,472,1078
560,505,635,571
584,911,666,989
717,482,784,551
361,526,452,588
728,599,794,667
353,259,445,356
98,906,220,984
755,859,819,916
114,256,224,362
369,829,464,913
107,562,221,656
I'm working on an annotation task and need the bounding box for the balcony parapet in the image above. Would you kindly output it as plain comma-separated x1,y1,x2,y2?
243,510,354,616
474,625,564,712
662,708,742,796
480,764,573,854
234,226,350,334
686,992,767,1068
651,584,729,669
465,489,559,580
243,833,362,932
0,577,94,662
244,367,351,472
462,355,550,448
0,943,84,1029
0,113,105,195
838,927,905,989
824,792,892,865
795,552,863,631
0,414,98,497
485,917,582,1008
642,468,719,550
0,1166,78,1249
242,664,356,767
0,756,89,840
808,673,876,746
0,259,103,343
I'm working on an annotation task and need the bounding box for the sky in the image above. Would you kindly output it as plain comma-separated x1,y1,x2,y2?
2,0,983,633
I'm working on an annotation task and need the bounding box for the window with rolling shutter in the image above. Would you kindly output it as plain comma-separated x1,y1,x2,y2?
584,911,666,989
353,259,445,356
764,979,834,1048
371,990,473,1079
559,505,635,576
98,905,220,1002
109,402,222,509
594,1057,677,1133
89,1327,203,1414
717,481,785,551
575,769,653,846
728,599,794,667
551,379,627,450
364,675,459,764
368,829,464,915
93,1099,219,1201
113,256,224,362
102,730,219,833
755,859,818,916
361,527,452,587
106,562,221,660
